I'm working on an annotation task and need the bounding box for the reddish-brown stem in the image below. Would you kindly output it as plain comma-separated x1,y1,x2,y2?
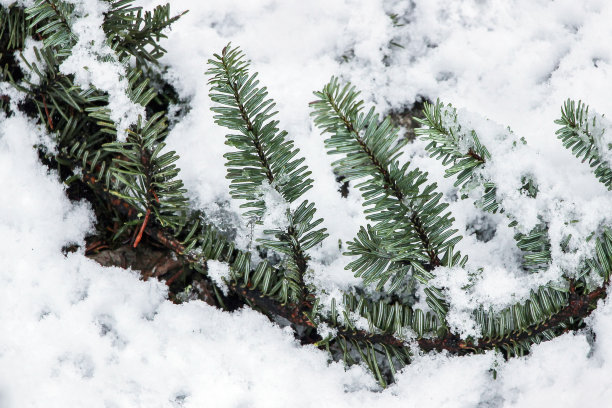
165,268,184,286
85,240,109,254
41,93,53,130
133,208,151,248
466,148,485,163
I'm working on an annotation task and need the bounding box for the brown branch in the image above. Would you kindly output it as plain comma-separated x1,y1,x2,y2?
466,148,485,163
81,171,610,357
165,268,184,286
233,285,314,327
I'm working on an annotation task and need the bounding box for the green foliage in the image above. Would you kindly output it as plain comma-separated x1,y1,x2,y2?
0,5,29,52
207,44,328,302
310,78,462,296
556,99,612,190
207,45,315,216
103,112,189,229
26,0,77,51
417,100,552,273
9,44,107,144
103,1,188,69
16,0,189,240
417,100,490,186
5,0,182,147
25,0,186,65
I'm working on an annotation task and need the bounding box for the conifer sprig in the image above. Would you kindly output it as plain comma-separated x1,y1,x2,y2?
416,100,497,211
8,45,106,138
310,78,462,295
207,44,328,302
207,45,314,216
103,112,188,232
556,99,612,189
26,0,76,51
102,1,188,68
417,100,490,183
417,100,552,273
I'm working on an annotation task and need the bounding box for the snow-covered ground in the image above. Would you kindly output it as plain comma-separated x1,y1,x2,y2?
2,0,612,406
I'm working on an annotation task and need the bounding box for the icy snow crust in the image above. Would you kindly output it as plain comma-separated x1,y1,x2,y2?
3,0,612,406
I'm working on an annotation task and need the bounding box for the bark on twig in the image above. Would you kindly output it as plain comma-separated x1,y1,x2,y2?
81,171,610,356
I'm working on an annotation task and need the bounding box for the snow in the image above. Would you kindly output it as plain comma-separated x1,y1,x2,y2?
206,260,230,296
16,38,45,85
58,0,145,141
576,107,612,166
257,181,291,232
3,0,612,406
0,109,498,407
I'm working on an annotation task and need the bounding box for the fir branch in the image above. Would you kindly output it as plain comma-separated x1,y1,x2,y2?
417,99,490,185
207,44,314,213
416,100,497,209
310,77,461,294
103,1,187,68
417,100,552,273
8,45,110,148
207,44,328,302
26,0,77,51
103,112,189,231
83,169,612,362
556,99,612,189
9,6,612,387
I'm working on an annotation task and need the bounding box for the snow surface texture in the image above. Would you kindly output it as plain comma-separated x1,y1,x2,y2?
3,0,612,406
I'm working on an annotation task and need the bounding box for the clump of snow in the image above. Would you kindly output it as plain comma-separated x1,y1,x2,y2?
390,350,500,407
0,81,26,115
580,108,612,166
316,322,338,340
438,103,478,153
430,267,482,339
347,311,373,333
257,181,290,232
206,260,230,295
16,39,45,85
58,0,145,141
